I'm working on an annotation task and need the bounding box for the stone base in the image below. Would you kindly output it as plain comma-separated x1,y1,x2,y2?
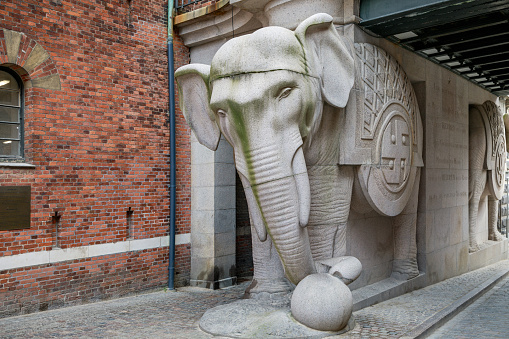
190,276,237,290
199,299,355,338
468,238,508,272
352,272,427,311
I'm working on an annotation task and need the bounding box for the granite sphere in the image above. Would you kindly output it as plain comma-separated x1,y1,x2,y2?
291,273,353,331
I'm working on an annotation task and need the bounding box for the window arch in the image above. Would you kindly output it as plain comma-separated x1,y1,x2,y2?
0,67,23,160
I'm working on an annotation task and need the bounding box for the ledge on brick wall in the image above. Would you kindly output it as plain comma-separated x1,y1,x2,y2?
0,233,191,271
0,162,36,168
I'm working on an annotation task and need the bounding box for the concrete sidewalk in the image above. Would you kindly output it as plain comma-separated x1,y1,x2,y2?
1,260,508,339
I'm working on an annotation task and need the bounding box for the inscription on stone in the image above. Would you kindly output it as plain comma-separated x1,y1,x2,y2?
0,186,31,230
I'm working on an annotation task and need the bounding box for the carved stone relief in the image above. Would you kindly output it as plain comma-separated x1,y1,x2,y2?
469,101,507,252
176,13,423,335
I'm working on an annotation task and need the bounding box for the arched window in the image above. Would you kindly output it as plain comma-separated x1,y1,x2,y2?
0,67,23,160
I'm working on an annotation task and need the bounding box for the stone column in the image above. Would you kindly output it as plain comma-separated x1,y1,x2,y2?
176,6,263,289
190,135,237,288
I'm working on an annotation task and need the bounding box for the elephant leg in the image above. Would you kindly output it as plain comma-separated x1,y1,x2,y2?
244,226,293,300
468,169,486,252
468,108,487,252
488,196,505,241
306,165,354,261
392,168,421,280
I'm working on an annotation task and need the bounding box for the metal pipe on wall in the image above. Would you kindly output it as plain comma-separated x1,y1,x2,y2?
167,0,177,290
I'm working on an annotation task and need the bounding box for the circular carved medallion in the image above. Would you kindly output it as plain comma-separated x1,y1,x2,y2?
489,134,506,200
358,104,418,217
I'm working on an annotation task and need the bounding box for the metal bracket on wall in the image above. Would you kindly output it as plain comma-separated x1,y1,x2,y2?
126,207,134,239
51,211,61,249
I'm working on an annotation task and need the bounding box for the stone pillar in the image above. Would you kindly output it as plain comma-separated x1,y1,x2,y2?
188,40,237,289
190,135,237,288
176,7,263,289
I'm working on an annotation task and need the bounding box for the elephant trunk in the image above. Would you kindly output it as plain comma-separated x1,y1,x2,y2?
238,142,315,285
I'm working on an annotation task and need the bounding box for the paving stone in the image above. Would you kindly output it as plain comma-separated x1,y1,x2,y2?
427,274,509,339
0,260,508,338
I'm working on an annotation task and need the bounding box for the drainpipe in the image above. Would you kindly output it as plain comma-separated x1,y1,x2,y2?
168,0,176,290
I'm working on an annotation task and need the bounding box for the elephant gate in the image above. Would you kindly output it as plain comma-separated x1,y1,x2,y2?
174,1,509,336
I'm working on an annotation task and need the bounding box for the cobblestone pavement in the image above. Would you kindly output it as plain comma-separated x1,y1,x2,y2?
1,260,508,339
427,273,509,339
0,284,249,339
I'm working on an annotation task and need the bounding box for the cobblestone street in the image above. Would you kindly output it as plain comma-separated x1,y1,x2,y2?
0,284,247,339
428,273,509,339
1,260,508,338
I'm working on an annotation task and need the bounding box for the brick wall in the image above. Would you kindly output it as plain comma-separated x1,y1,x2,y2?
0,248,169,317
0,0,191,317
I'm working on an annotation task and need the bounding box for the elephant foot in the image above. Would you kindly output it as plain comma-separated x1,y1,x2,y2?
489,229,505,242
243,278,293,306
469,240,481,253
391,258,419,280
315,256,362,285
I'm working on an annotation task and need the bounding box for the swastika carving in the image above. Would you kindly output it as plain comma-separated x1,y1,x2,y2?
381,117,410,190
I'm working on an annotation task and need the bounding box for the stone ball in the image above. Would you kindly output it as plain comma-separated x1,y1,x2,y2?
291,273,353,332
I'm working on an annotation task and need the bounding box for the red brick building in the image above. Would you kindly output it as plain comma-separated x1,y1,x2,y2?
0,0,200,317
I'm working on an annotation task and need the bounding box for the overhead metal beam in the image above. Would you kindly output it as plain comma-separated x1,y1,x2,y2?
437,48,509,65
452,60,509,72
360,0,509,98
360,0,509,37
479,76,509,84
427,38,509,58
400,16,507,44
407,24,509,52
446,52,509,68
468,69,509,80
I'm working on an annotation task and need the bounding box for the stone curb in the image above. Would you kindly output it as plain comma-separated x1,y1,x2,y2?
399,267,509,339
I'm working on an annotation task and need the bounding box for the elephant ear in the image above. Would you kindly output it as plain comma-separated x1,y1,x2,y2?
175,64,221,151
295,13,354,108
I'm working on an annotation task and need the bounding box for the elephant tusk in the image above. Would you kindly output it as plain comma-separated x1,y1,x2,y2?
292,147,311,227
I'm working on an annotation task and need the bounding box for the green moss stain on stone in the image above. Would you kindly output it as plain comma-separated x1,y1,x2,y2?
229,96,296,282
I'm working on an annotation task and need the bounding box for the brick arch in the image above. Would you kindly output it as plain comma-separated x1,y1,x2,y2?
0,28,61,90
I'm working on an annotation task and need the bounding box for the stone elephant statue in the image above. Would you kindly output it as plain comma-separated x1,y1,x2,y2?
468,101,507,252
175,13,423,330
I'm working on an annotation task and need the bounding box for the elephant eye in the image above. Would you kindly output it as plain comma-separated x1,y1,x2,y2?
277,87,293,100
217,109,227,118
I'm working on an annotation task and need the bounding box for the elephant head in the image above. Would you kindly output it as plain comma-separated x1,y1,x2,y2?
175,13,355,285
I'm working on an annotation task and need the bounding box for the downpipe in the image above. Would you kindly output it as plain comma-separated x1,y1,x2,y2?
168,0,176,290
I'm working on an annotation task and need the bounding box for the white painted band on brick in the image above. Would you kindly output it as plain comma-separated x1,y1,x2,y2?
0,234,191,271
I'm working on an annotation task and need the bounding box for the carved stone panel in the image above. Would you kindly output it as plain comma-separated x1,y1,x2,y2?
340,43,423,216
340,43,423,169
479,101,507,200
